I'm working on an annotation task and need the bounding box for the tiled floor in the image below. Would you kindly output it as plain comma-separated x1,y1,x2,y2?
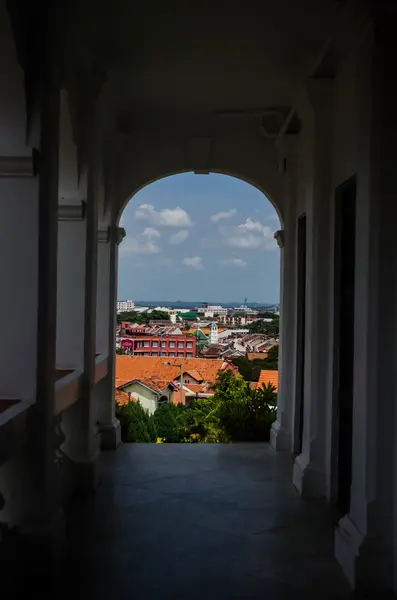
56,443,352,599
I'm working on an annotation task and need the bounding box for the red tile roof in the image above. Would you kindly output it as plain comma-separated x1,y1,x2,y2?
184,369,204,382
247,352,268,360
257,370,278,392
116,356,235,389
115,389,131,404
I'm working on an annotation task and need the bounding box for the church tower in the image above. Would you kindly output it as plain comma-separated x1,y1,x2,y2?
209,322,219,345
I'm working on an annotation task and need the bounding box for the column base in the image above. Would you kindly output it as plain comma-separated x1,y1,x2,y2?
100,418,121,450
293,453,326,497
335,514,393,592
270,420,292,452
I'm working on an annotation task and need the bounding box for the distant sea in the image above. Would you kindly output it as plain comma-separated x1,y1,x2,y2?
135,300,278,309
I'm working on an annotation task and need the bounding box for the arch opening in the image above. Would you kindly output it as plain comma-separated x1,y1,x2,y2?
115,172,281,444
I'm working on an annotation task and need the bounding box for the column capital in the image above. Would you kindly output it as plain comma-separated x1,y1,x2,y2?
0,153,36,178
58,200,86,221
97,226,126,245
274,230,284,248
98,227,109,243
116,227,126,245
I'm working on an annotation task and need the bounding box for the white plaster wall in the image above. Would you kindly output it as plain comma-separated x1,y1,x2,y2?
56,220,86,369
0,180,38,400
58,91,80,200
56,90,87,370
0,3,29,156
0,5,38,401
96,240,110,355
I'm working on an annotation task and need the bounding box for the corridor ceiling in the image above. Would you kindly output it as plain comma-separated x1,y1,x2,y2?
69,0,344,129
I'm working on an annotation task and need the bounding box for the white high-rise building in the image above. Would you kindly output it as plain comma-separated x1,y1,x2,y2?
117,299,135,312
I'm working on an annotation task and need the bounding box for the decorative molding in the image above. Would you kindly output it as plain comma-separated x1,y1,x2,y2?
188,137,212,174
98,226,125,244
274,230,284,248
0,152,36,178
58,201,86,221
117,227,126,245
98,227,110,243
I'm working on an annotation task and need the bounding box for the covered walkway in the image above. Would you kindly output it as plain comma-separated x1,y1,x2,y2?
60,444,348,599
2,0,397,593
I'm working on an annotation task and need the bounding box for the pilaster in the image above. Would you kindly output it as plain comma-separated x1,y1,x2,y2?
270,135,299,452
292,78,334,497
94,216,124,449
56,200,86,370
335,11,397,591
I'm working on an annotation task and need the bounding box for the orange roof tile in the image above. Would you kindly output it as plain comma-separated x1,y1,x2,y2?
116,356,235,389
247,352,269,361
257,370,278,392
184,369,203,382
184,383,209,394
115,389,131,404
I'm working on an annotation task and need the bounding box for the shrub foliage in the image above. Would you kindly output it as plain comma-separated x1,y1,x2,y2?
116,370,276,444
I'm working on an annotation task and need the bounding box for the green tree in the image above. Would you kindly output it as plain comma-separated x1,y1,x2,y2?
117,310,170,325
247,317,279,336
153,403,188,442
116,400,157,442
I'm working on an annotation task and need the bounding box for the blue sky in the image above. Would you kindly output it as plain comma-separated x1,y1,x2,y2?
118,173,280,303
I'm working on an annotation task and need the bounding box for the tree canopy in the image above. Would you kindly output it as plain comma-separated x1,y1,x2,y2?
117,310,170,325
247,317,279,336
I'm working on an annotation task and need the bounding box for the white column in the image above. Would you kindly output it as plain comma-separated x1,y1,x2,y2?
60,74,104,491
270,137,298,452
335,12,397,591
293,79,333,497
94,224,124,449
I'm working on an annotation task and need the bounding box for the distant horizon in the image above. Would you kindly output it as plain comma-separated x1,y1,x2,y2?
119,299,279,307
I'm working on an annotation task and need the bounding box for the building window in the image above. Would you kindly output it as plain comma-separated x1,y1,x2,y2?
152,341,158,347
144,341,150,347
169,341,175,348
152,352,158,356
161,341,167,347
169,352,175,357
177,352,184,358
177,341,184,348
158,395,168,405
143,352,149,356
186,353,193,358
186,342,193,349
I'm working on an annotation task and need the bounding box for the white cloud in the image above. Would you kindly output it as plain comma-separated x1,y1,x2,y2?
221,258,248,267
211,209,237,223
135,204,192,227
169,229,189,245
183,256,204,270
225,218,278,251
119,228,161,255
142,227,160,239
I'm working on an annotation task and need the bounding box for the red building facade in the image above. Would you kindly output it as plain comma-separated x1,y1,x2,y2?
121,334,196,358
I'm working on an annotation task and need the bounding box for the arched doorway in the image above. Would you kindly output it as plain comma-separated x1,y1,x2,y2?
115,171,282,442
